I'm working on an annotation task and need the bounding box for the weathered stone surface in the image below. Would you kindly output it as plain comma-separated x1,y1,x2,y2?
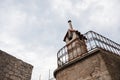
0,50,33,80
100,50,120,80
55,49,120,80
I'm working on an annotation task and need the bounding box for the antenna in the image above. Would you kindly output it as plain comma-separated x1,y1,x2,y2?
48,69,50,80
39,74,41,80
68,20,73,30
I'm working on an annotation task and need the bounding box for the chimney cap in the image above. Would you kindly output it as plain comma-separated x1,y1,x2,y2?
68,20,72,23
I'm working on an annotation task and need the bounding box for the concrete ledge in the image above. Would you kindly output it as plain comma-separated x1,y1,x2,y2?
54,48,102,78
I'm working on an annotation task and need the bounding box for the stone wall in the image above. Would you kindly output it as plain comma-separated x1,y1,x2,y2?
55,49,120,80
0,50,33,80
101,50,120,80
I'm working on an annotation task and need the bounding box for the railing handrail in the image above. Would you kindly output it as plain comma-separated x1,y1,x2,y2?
57,31,120,67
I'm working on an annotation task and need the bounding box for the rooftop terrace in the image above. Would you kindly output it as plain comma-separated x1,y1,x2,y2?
57,31,120,67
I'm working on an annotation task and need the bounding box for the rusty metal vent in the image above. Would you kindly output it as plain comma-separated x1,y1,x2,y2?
57,31,120,67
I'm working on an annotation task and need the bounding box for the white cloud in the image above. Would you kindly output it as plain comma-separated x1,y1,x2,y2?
0,0,120,80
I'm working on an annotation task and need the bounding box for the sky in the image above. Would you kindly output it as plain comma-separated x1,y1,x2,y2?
0,0,120,80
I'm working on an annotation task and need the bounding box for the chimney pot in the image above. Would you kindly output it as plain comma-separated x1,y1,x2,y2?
68,20,73,30
68,20,72,23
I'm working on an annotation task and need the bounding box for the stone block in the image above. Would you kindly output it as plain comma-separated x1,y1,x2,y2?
0,50,33,80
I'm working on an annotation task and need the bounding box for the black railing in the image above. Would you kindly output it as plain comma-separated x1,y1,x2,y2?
57,31,120,67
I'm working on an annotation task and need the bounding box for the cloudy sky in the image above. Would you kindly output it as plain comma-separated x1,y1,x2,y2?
0,0,120,80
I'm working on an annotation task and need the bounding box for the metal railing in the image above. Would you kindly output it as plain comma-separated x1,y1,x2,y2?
57,31,120,67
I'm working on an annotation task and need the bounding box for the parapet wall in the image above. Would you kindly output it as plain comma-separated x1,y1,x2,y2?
0,50,33,80
54,49,120,80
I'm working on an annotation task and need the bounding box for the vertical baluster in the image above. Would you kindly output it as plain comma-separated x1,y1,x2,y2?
109,39,114,53
106,38,113,53
91,31,97,48
94,33,102,49
100,35,107,50
87,32,92,50
103,37,110,51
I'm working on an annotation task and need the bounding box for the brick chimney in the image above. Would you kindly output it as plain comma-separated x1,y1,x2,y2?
63,20,87,61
